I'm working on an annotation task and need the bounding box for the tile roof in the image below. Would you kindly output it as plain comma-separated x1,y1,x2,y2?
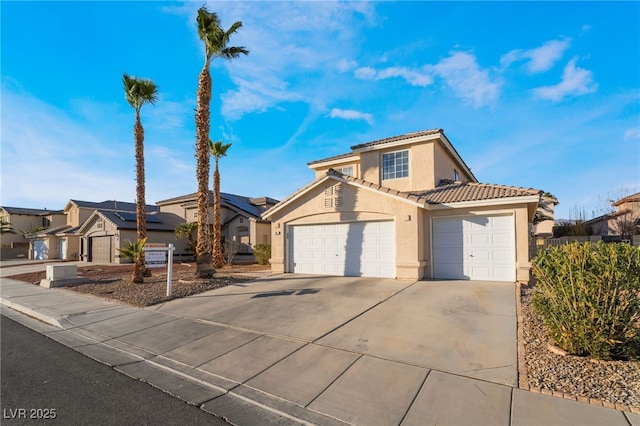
612,192,640,206
308,129,444,166
350,128,443,150
326,169,540,205
156,191,279,220
1,206,63,215
98,210,184,231
70,200,159,212
408,181,542,204
307,152,357,166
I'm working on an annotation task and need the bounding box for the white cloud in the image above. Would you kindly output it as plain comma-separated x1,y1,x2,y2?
194,2,375,121
624,127,640,140
501,39,571,73
337,58,358,72
354,66,433,87
329,108,374,125
428,52,501,107
533,57,597,101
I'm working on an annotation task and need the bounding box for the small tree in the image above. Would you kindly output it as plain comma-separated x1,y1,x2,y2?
1,219,16,235
175,222,197,257
210,139,231,268
117,238,147,267
223,240,240,266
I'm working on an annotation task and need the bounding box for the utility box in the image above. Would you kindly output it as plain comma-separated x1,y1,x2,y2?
46,265,78,281
41,264,87,288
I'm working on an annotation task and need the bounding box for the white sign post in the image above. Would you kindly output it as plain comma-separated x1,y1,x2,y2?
143,244,175,296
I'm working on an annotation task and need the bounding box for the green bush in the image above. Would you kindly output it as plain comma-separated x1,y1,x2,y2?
253,244,271,265
532,241,640,360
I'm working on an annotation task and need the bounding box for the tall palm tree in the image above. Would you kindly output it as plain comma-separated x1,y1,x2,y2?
209,140,232,268
123,73,158,284
194,7,248,278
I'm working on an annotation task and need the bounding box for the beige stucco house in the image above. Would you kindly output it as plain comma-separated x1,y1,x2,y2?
157,192,278,257
585,192,640,239
78,209,187,263
262,129,543,283
0,207,65,259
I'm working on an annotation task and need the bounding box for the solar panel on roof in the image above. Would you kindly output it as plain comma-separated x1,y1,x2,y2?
114,212,162,223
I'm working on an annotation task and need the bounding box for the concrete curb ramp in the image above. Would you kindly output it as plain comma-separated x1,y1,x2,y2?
1,276,638,426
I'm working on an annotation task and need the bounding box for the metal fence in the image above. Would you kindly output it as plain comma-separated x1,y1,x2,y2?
530,235,640,259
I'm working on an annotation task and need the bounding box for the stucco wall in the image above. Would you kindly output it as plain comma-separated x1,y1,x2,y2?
267,178,424,279
425,204,532,283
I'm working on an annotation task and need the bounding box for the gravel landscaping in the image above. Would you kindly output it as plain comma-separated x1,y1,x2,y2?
521,284,640,410
7,263,270,307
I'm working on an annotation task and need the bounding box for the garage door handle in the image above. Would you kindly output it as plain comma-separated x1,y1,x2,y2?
469,254,474,257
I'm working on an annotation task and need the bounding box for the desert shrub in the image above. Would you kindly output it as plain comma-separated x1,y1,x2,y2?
532,241,640,360
253,244,271,265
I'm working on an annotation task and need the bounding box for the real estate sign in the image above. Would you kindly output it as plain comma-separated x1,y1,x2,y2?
145,243,167,268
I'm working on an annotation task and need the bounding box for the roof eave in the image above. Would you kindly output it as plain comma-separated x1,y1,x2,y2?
427,195,541,210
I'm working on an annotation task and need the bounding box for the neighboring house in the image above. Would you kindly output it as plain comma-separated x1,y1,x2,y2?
262,129,543,283
27,199,167,262
0,207,65,259
584,192,640,239
77,209,187,263
157,192,278,256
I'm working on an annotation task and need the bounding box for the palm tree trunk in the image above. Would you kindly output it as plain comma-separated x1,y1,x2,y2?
212,162,224,268
195,63,214,277
133,111,146,284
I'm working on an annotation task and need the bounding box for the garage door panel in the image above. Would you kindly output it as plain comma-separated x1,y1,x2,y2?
433,215,515,282
290,221,395,278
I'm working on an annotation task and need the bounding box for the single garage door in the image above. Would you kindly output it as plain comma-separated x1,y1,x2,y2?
32,240,47,260
90,236,112,263
432,214,515,282
289,221,395,278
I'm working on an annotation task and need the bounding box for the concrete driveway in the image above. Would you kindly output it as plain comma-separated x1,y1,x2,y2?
155,274,517,386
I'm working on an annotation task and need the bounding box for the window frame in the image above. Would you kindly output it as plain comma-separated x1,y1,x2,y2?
381,150,409,180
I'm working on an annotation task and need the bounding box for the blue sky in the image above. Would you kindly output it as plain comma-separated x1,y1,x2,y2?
1,1,639,220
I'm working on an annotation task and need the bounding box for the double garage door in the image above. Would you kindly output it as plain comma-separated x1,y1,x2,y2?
287,214,515,281
289,221,395,278
432,214,515,282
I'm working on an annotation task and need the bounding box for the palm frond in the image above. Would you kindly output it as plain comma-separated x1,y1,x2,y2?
209,139,232,158
122,73,158,112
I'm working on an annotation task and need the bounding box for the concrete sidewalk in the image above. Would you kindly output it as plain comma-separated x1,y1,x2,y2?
1,276,638,426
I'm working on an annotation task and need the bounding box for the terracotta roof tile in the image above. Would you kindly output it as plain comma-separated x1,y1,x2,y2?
308,129,444,165
327,169,540,204
408,181,541,204
307,152,356,166
350,128,443,150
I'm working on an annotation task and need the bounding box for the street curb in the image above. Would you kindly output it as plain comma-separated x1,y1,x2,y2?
0,298,66,329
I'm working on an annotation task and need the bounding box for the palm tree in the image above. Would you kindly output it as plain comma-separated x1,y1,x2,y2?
123,73,158,284
194,7,248,278
209,140,232,268
0,218,15,235
175,222,197,256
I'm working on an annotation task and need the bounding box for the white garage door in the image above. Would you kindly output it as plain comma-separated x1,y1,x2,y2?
289,221,395,278
432,214,515,282
32,240,47,260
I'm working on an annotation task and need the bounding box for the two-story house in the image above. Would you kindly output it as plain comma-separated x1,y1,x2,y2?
0,207,66,258
157,192,278,257
262,129,542,283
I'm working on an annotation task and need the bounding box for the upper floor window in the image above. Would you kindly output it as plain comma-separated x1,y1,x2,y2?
454,169,460,181
42,217,51,228
382,150,409,180
336,166,354,176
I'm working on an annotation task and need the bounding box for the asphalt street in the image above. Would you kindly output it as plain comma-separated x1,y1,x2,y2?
0,314,229,426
